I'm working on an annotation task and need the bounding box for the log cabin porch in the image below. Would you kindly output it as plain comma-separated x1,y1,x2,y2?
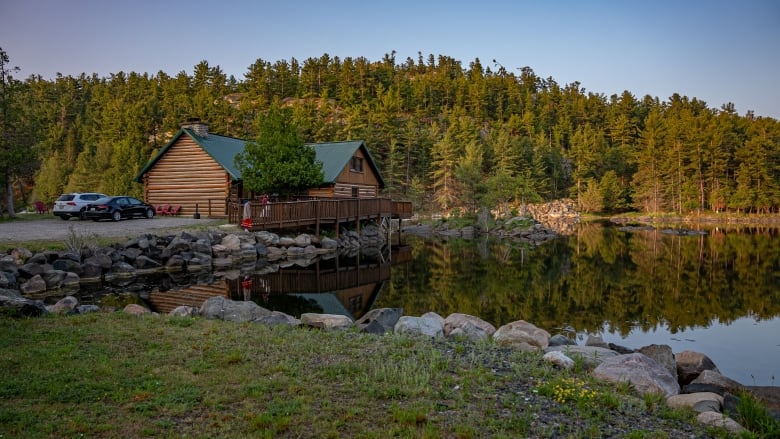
227,197,413,236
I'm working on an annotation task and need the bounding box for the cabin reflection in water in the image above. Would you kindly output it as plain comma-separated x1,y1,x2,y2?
147,246,412,320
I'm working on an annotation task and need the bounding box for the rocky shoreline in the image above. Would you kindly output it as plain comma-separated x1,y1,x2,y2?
5,291,779,435
2,221,778,435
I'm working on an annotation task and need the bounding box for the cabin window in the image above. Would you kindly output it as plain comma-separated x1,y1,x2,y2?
351,187,359,198
351,156,363,172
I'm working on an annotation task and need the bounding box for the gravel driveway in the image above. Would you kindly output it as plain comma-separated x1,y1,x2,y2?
0,216,225,244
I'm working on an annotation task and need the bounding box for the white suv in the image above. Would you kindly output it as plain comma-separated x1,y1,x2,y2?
53,192,108,220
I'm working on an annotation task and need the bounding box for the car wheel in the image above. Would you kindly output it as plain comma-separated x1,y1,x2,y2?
145,208,154,219
112,211,121,222
79,209,87,220
59,215,70,221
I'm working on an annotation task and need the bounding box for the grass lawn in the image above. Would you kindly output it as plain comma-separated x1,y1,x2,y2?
0,313,731,438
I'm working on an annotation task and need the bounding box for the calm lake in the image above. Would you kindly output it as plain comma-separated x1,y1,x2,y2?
75,221,780,386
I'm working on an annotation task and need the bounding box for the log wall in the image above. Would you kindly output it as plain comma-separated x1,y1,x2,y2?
143,137,230,217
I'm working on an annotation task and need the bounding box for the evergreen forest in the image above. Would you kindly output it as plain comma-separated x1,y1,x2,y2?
2,49,780,217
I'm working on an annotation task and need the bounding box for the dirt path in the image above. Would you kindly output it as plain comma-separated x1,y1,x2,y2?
0,216,225,244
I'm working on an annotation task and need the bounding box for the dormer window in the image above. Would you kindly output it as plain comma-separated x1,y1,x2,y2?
351,156,363,172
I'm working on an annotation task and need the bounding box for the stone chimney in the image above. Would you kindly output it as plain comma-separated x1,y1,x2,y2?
181,119,208,138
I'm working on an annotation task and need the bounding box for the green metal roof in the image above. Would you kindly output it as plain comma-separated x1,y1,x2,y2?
134,128,247,182
307,140,385,187
135,130,385,189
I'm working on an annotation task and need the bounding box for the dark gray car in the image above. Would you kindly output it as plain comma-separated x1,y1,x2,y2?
84,196,155,222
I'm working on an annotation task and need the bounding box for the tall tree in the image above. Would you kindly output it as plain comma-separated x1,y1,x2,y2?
0,47,37,216
235,101,323,197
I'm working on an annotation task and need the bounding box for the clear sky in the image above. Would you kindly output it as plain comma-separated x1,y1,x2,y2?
2,0,779,118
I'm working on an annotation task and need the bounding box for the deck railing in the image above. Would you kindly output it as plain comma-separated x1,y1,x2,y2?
228,197,412,232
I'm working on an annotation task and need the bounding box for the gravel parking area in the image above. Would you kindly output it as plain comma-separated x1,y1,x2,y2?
0,215,225,244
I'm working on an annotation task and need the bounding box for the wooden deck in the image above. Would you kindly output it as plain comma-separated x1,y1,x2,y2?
228,197,413,234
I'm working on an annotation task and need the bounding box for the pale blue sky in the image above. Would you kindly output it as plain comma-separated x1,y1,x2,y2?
2,0,779,118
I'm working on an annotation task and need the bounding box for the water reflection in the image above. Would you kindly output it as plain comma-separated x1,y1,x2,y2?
145,246,413,320
41,222,780,385
376,221,780,385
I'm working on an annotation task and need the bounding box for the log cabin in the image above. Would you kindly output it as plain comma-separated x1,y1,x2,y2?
134,121,387,217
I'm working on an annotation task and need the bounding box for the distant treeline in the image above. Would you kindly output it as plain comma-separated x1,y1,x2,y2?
3,50,779,215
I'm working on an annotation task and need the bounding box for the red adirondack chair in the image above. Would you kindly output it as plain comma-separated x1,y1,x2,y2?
34,200,49,214
169,205,182,216
156,204,171,216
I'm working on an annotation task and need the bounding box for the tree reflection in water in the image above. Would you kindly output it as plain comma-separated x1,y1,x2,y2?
379,222,780,384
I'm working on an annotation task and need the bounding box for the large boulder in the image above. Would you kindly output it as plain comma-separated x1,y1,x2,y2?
0,288,47,317
444,313,496,337
593,353,680,397
493,320,550,351
356,308,403,334
638,344,677,382
199,296,271,322
676,350,720,385
394,315,444,338
300,313,353,330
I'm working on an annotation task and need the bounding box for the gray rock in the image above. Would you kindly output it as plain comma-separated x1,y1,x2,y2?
255,311,301,326
164,254,185,271
696,411,746,434
169,305,198,317
549,334,577,346
543,350,575,369
219,234,241,254
493,320,550,351
121,247,143,263
356,307,403,334
639,344,677,382
47,295,79,315
676,350,720,385
545,345,620,369
110,261,136,275
43,270,65,290
52,258,82,275
359,319,388,335
593,353,680,397
448,321,489,342
62,272,79,287
84,252,112,270
585,334,609,348
294,234,312,247
76,304,100,314
300,313,353,330
320,237,338,249
123,304,151,315
394,315,444,338
278,237,296,247
444,312,496,337
200,296,271,322
420,311,445,327
0,288,47,316
666,392,723,412
690,370,743,395
135,255,162,269
21,274,47,294
18,262,44,278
